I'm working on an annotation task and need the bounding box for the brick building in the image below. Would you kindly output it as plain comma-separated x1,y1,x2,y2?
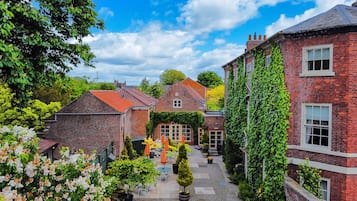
44,90,133,160
222,3,357,201
154,78,224,153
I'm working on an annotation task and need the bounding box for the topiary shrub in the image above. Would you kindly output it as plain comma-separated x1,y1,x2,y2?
224,136,243,175
176,159,193,194
176,144,188,165
124,136,137,160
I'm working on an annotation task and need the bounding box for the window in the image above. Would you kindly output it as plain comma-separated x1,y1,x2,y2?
302,104,331,148
301,44,334,76
182,125,191,142
173,99,182,108
161,125,170,139
321,178,330,201
265,55,271,67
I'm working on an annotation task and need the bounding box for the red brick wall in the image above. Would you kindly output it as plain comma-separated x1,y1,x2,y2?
204,115,224,130
347,33,357,153
130,109,150,138
156,84,204,112
46,114,123,159
282,33,353,153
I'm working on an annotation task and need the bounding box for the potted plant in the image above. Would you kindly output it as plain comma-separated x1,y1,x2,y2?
207,156,213,164
176,159,194,201
106,157,160,201
173,144,188,174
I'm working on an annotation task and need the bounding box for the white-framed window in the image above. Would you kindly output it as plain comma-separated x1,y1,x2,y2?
301,103,332,149
173,99,182,108
321,178,330,201
160,125,170,139
300,44,335,77
182,125,191,142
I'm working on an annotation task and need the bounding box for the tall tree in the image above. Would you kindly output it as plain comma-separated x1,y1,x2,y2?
0,0,104,105
160,69,186,85
197,71,223,88
206,84,224,110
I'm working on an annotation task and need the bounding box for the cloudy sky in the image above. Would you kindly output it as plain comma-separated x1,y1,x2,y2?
68,0,354,85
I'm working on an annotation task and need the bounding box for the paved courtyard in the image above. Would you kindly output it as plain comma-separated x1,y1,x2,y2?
133,146,240,201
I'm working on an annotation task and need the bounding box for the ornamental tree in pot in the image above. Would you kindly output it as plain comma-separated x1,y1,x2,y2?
176,159,194,201
174,144,188,174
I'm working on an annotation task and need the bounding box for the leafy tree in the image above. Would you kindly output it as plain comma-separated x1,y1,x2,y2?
207,84,224,110
0,82,61,131
138,78,151,93
0,0,104,105
137,79,164,98
197,71,223,88
160,69,186,85
176,159,194,194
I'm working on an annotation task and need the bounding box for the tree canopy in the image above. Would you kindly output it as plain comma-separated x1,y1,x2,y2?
197,71,223,88
206,84,224,111
160,69,186,85
0,0,104,105
137,78,164,98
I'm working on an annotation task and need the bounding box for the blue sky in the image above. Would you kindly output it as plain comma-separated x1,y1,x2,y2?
68,0,354,85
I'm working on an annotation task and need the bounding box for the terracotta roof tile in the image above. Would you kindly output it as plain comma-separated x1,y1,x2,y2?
117,87,157,107
90,90,133,112
181,78,206,99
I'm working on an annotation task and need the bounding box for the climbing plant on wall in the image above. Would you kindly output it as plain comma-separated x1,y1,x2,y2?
146,112,204,144
224,59,247,174
225,44,290,200
247,44,290,201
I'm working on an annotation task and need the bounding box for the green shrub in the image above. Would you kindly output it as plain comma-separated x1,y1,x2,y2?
238,181,256,201
230,171,245,185
297,158,322,198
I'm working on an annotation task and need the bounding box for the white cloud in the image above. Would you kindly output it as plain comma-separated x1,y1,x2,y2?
69,22,245,85
98,7,114,19
265,0,354,36
214,38,226,45
177,0,286,34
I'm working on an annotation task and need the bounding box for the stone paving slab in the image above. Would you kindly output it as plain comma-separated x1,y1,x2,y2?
134,146,240,201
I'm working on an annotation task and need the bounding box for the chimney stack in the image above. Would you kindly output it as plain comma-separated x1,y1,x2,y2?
245,33,266,52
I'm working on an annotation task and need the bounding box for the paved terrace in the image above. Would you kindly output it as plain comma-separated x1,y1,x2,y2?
133,146,240,201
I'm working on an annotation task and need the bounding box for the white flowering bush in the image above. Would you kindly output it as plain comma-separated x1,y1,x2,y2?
0,126,111,201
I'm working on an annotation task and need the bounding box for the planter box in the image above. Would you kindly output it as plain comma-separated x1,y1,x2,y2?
172,163,178,174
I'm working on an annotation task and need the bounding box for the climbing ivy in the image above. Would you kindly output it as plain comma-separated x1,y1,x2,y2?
224,59,247,173
146,111,204,144
225,44,290,200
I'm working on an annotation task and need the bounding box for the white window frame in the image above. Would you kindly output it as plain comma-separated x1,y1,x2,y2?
300,44,335,77
320,178,330,201
160,124,170,139
182,125,191,142
301,103,332,150
173,99,182,108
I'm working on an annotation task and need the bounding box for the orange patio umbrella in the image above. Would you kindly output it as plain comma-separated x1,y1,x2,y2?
181,134,185,144
144,142,150,157
160,149,167,165
164,138,169,151
161,134,165,145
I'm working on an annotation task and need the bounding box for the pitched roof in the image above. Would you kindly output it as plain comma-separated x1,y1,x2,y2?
181,84,206,107
39,138,58,153
180,77,206,99
90,90,133,112
117,87,157,107
282,4,357,34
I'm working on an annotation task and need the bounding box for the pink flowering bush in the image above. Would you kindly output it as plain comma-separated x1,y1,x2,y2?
0,126,111,201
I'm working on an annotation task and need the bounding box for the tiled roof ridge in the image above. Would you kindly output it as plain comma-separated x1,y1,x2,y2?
90,90,133,112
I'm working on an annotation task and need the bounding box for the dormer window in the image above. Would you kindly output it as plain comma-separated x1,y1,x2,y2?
173,99,182,108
